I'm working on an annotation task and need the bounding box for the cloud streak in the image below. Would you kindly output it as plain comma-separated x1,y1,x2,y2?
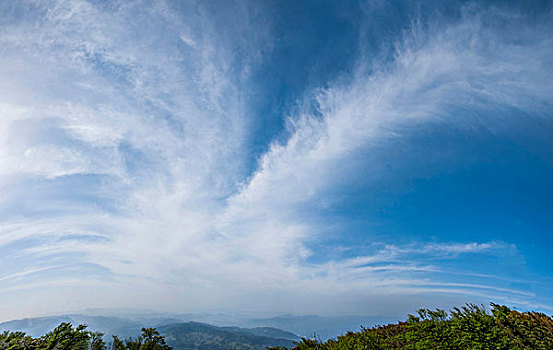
0,0,552,320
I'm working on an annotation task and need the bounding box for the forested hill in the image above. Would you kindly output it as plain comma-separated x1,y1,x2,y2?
0,321,298,350
158,322,297,349
269,304,553,350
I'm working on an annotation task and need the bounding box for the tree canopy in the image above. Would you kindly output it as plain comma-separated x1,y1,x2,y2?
0,324,171,350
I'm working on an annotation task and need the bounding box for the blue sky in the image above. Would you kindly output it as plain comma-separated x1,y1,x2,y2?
0,0,552,321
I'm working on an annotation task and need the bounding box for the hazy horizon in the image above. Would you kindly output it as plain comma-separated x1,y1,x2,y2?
1,0,552,322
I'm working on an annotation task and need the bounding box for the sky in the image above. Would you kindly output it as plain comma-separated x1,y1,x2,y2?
0,0,552,322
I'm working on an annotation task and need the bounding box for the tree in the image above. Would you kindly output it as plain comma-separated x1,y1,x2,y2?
41,323,89,350
90,332,107,350
109,329,171,350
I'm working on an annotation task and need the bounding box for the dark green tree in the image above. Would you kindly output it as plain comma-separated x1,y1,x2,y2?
41,323,89,350
90,332,107,350
139,328,170,350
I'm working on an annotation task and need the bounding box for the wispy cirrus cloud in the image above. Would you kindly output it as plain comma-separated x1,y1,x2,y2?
0,0,552,320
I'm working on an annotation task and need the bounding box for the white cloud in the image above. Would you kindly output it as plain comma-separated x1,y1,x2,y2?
0,0,551,321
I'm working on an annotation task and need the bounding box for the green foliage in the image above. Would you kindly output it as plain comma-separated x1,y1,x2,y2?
0,324,171,350
0,330,41,350
111,328,171,350
90,332,106,350
267,303,553,350
42,323,90,350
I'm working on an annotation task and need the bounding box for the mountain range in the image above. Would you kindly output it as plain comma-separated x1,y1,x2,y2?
0,312,392,347
0,315,299,350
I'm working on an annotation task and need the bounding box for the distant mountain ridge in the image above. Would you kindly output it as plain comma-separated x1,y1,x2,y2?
219,326,298,340
0,315,143,338
158,322,297,350
0,315,300,350
240,314,392,340
0,311,390,342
